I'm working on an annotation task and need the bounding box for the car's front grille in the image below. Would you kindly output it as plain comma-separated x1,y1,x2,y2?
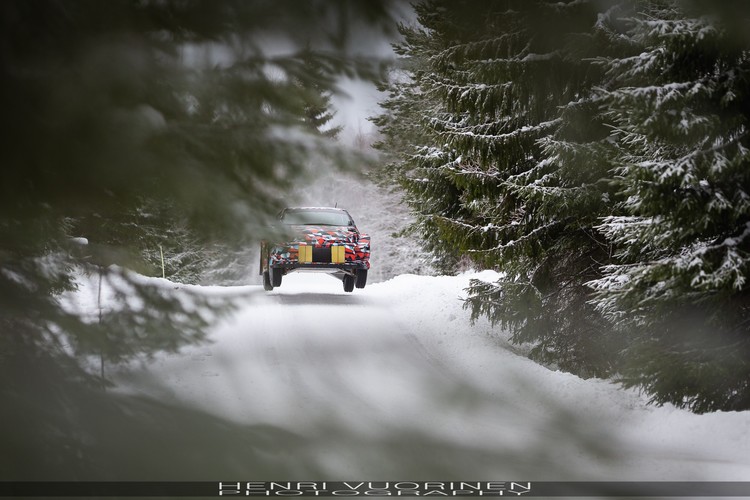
312,246,331,263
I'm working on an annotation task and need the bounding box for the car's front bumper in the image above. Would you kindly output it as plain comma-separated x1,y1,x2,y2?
268,241,370,272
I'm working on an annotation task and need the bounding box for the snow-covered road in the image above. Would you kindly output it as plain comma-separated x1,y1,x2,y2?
114,271,750,480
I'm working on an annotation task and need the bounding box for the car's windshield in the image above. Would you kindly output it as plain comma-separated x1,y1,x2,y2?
282,210,353,226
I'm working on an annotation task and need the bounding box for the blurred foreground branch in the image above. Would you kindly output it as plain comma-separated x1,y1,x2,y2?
0,0,396,479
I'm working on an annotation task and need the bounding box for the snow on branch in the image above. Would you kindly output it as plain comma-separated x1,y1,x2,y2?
432,118,561,142
431,33,527,66
637,17,719,40
466,220,561,254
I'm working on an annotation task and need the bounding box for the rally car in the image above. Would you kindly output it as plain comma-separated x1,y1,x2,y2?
260,207,370,292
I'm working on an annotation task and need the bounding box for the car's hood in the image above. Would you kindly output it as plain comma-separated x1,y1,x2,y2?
291,225,359,244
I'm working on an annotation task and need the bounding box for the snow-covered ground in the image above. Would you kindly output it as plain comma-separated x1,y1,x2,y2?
106,270,750,482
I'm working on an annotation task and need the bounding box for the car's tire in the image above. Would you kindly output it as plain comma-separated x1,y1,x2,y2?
262,270,273,291
355,269,368,289
271,267,283,287
343,274,355,293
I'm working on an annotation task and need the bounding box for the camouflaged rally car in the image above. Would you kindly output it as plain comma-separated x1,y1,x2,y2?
260,207,370,292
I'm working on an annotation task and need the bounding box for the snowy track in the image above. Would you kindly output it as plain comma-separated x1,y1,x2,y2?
114,272,750,480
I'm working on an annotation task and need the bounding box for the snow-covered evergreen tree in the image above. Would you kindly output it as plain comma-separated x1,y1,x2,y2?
589,1,750,411
371,20,463,273
377,0,622,375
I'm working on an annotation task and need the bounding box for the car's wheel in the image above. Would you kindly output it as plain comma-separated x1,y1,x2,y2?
355,269,368,289
343,274,355,293
262,270,273,291
271,267,283,287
